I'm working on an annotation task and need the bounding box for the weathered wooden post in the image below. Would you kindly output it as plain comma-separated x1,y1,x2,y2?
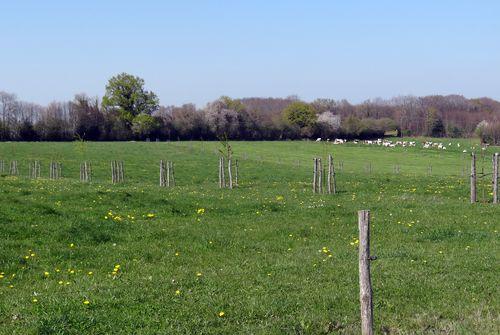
10,160,18,176
235,159,239,187
470,153,477,204
84,161,91,182
358,210,374,335
159,160,166,187
312,158,318,194
331,155,337,194
29,161,34,179
111,160,116,184
318,158,323,194
119,161,124,182
0,160,4,173
493,153,499,204
218,157,222,188
49,161,54,179
170,161,175,187
166,160,171,187
218,157,224,188
37,161,41,178
221,157,226,188
80,163,85,182
327,155,332,194
228,158,233,189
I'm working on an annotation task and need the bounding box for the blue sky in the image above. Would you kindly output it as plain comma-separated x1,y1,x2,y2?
1,0,499,106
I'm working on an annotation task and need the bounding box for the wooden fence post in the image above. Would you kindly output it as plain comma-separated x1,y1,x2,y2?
318,158,323,194
160,160,165,187
228,158,233,189
313,158,317,194
470,153,477,204
493,153,499,204
166,160,171,187
0,160,4,173
119,161,124,182
218,157,222,188
111,161,114,183
87,162,92,182
221,157,226,188
169,161,175,187
327,155,332,194
358,210,374,335
49,161,54,179
235,159,239,187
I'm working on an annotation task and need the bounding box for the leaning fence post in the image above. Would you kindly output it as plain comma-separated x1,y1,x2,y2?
493,153,499,204
358,210,374,335
470,153,477,204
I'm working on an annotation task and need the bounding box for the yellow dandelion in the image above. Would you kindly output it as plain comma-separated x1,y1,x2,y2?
146,213,155,218
43,271,50,277
32,298,38,303
175,289,181,295
196,272,202,277
196,208,205,215
218,311,225,317
83,300,90,305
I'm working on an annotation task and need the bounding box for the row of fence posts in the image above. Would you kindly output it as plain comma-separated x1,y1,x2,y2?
49,161,62,180
29,160,42,179
80,161,92,182
218,157,238,189
159,160,175,187
312,155,336,194
470,152,499,204
110,160,125,184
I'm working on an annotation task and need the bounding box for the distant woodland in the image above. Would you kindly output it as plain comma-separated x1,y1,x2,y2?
1,73,499,144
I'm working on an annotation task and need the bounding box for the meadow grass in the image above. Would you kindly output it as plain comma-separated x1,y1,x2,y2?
0,140,498,334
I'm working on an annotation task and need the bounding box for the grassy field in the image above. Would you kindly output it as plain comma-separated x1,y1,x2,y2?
0,139,498,334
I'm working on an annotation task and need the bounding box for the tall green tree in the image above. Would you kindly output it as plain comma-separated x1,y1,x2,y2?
282,102,316,128
425,107,445,137
102,73,159,125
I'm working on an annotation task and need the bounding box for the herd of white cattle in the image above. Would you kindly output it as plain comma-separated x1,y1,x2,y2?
315,138,486,152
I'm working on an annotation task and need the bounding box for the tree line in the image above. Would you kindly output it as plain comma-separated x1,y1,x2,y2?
1,73,499,143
